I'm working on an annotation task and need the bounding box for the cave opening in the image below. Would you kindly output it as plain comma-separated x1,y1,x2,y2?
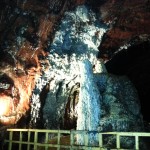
105,41,150,124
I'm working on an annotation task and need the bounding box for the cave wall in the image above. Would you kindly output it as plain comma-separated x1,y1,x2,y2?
0,0,149,132
105,41,150,122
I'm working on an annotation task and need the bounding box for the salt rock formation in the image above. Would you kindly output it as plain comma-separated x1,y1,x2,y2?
98,1,150,122
42,5,106,129
0,0,148,148
0,0,147,136
41,6,143,136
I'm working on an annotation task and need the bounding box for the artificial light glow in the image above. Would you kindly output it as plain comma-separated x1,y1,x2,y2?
0,97,11,116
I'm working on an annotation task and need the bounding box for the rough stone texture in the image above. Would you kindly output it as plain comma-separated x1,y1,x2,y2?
0,0,149,148
0,0,149,135
98,74,143,132
0,0,79,125
98,0,150,56
42,5,106,129
0,0,55,125
76,59,101,145
97,1,150,123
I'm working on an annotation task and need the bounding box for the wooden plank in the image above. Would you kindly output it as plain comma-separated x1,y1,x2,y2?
135,135,139,150
5,140,35,145
102,132,150,137
70,130,74,149
99,133,103,147
116,134,120,149
85,131,88,150
7,129,70,134
57,130,60,150
33,131,38,150
8,131,13,150
19,131,22,150
45,132,49,150
27,131,31,150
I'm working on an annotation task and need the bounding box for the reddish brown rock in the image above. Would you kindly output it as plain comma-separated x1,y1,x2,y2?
99,0,150,58
0,0,65,125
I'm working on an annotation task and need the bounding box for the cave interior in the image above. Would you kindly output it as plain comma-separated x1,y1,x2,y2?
105,41,150,124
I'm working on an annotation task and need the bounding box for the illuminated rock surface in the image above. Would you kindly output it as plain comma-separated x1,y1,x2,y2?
0,0,150,149
0,1,150,148
42,5,106,129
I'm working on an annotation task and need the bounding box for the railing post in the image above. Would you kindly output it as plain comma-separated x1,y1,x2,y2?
8,131,13,150
57,130,60,150
70,130,73,150
19,131,22,150
116,134,120,149
33,131,38,150
45,132,49,150
27,131,31,150
135,135,139,150
85,131,88,150
99,133,103,148
5,129,150,150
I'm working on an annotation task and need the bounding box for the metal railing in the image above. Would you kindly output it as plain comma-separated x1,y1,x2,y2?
4,129,150,150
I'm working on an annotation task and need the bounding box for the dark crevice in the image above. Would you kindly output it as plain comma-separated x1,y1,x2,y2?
64,83,80,130
105,41,150,123
56,81,63,101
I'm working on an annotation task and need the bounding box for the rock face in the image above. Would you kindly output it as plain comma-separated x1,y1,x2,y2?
42,5,106,129
0,0,50,125
99,0,150,55
98,1,150,124
0,0,149,138
77,59,101,132
0,0,149,148
99,73,143,132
